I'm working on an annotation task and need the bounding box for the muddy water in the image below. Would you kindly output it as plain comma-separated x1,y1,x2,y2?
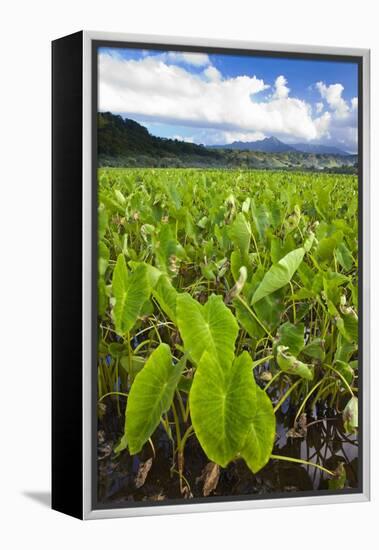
97,393,358,506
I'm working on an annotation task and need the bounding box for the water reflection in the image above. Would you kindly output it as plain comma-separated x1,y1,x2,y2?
98,396,358,505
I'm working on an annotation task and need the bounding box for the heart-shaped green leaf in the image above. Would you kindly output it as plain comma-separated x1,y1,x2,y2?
177,293,238,368
228,212,251,256
251,247,305,305
241,385,276,473
189,351,256,467
125,343,184,454
112,254,151,336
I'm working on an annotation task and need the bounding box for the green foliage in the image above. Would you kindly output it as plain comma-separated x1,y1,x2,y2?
97,112,357,172
251,248,305,304
241,385,276,473
97,167,359,489
125,344,184,454
177,293,238,368
276,345,314,380
111,254,151,336
189,351,257,467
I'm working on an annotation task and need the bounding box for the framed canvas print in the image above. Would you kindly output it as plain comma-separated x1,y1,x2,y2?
52,31,370,520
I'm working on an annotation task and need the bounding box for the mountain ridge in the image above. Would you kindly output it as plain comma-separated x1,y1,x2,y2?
97,112,357,173
212,136,350,156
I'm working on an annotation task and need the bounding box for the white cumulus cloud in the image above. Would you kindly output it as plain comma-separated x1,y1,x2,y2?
316,81,349,119
315,102,324,113
273,75,290,99
98,51,357,150
166,51,210,67
203,65,222,82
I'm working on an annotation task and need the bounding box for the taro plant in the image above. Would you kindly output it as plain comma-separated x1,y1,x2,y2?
97,168,359,494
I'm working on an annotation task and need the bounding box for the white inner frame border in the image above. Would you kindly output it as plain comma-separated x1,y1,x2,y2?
82,31,370,520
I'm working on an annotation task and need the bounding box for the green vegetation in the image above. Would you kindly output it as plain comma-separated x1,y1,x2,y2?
97,167,358,496
98,113,358,173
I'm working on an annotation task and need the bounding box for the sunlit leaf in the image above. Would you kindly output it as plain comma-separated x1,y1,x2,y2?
251,248,305,305
228,212,251,256
125,344,184,454
241,385,276,473
152,274,178,323
177,293,238,368
112,255,151,336
189,351,256,467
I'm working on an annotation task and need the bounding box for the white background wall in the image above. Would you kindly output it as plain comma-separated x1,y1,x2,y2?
1,1,377,548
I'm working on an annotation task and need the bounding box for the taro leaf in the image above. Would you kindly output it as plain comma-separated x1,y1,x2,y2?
233,298,264,341
334,334,358,363
153,223,185,274
177,293,238,368
98,203,108,240
284,204,301,233
177,375,192,393
241,385,276,473
276,345,314,380
334,360,354,385
228,213,251,256
152,274,178,323
108,342,127,358
189,351,256,467
251,248,305,305
125,344,184,454
303,231,315,253
302,338,325,361
316,236,340,262
343,396,358,434
201,263,216,281
270,236,294,264
114,188,126,205
98,241,110,276
336,312,358,343
230,250,243,282
112,254,151,336
251,199,270,240
129,261,161,289
253,290,285,333
114,432,128,455
328,463,347,490
336,242,353,271
275,322,304,356
120,355,146,379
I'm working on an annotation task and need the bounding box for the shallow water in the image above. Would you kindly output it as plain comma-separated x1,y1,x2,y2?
97,394,358,505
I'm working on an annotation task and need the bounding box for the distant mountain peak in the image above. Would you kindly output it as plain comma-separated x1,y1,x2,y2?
212,136,296,153
212,136,351,156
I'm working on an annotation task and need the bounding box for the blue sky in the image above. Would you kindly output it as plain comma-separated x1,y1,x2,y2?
98,46,358,152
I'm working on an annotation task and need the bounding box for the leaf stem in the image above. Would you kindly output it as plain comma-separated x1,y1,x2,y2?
98,391,128,402
270,453,335,477
323,364,355,398
236,295,273,340
273,379,302,413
